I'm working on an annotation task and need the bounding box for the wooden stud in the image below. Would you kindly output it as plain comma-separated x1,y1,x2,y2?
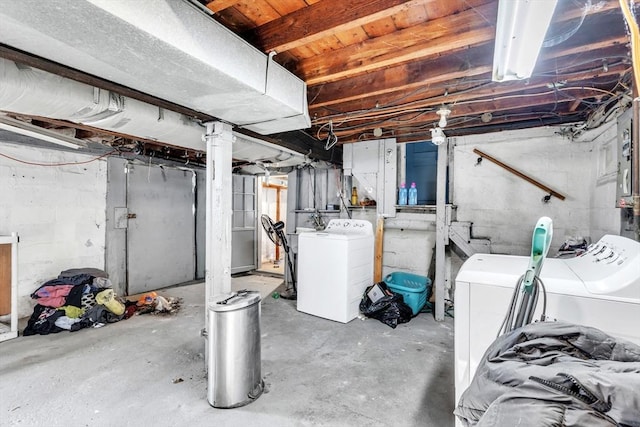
252,0,434,53
374,216,384,283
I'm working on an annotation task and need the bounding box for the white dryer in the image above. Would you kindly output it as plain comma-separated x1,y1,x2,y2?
454,234,640,408
297,219,374,323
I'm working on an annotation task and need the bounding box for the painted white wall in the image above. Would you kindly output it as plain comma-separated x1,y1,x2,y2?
0,139,107,317
347,122,621,291
587,120,621,239
452,125,612,255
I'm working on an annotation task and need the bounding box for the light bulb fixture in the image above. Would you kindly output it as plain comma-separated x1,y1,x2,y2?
492,0,558,82
436,107,451,128
430,127,446,145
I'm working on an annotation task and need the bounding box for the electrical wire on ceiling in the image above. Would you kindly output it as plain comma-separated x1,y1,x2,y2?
348,100,613,142
537,58,630,77
315,83,627,139
310,55,633,142
313,54,629,127
312,66,630,136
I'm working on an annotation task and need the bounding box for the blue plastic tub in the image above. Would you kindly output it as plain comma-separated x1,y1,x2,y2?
384,272,431,315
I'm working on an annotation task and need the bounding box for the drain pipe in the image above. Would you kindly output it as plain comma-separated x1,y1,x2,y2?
632,98,640,241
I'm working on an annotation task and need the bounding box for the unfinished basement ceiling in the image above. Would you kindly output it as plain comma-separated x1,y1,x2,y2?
0,0,634,158
204,0,632,143
0,0,329,168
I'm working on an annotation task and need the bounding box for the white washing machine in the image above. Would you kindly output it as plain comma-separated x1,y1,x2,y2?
297,219,374,323
454,234,640,409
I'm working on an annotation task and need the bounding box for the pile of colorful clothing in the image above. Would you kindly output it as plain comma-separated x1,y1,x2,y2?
24,269,134,336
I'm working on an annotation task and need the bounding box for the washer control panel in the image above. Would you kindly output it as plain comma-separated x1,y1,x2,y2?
324,219,373,235
565,235,640,299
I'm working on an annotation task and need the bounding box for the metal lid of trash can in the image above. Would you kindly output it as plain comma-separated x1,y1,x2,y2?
209,290,261,312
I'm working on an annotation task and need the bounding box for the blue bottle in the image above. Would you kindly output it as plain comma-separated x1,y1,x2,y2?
408,182,418,205
398,183,408,205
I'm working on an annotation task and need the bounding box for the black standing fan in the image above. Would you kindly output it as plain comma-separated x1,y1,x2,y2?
261,215,297,300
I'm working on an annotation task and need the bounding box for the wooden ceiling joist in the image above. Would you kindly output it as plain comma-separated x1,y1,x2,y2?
295,2,497,84
319,76,626,141
308,43,495,108
308,36,629,121
205,0,241,14
251,0,435,53
295,1,622,85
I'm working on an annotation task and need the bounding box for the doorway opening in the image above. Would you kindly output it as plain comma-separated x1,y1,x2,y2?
257,175,287,275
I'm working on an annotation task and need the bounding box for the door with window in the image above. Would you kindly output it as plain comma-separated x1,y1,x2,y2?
231,175,257,274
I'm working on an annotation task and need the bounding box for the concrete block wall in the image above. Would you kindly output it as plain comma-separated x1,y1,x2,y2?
452,126,608,255
0,139,107,317
381,216,435,279
350,209,435,280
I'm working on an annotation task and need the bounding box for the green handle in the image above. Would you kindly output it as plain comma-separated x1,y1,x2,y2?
523,217,553,292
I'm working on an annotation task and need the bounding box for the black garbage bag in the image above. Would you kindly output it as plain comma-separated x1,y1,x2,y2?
359,282,413,329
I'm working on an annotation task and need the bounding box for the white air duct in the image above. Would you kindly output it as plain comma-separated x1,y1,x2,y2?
0,0,311,135
0,58,306,167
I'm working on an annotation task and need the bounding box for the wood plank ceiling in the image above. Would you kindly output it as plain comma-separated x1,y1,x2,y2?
203,0,633,145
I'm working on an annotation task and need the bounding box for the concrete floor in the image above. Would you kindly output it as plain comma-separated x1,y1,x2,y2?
257,260,285,275
0,274,455,427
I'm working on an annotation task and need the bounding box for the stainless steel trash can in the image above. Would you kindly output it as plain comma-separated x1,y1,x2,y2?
207,290,263,408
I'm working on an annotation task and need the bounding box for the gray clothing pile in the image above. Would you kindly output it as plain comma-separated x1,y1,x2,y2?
455,322,640,426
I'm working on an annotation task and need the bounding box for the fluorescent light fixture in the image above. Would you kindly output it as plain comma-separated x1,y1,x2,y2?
0,115,87,149
492,0,558,82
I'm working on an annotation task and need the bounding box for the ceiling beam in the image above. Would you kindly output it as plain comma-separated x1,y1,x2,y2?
321,79,626,141
235,128,341,163
389,113,586,143
251,0,435,53
295,2,497,84
295,0,622,85
308,36,629,117
205,0,241,14
310,67,628,130
308,43,495,108
313,67,628,128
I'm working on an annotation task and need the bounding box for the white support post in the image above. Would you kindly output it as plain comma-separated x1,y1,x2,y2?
204,122,234,314
434,139,449,321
